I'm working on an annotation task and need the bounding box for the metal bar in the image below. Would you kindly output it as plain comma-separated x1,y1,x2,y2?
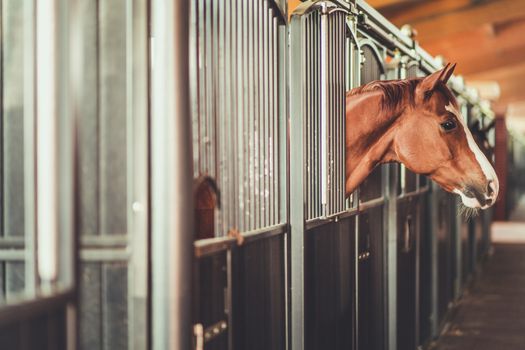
304,15,310,220
314,12,319,218
278,20,287,225
217,0,226,234
80,235,128,247
387,164,398,350
0,250,26,261
248,0,254,230
254,0,261,230
289,12,306,349
151,0,193,348
242,0,248,230
328,12,333,216
320,7,328,218
269,9,275,226
23,0,37,295
195,223,287,256
79,249,130,261
358,196,386,211
36,0,59,285
261,0,267,228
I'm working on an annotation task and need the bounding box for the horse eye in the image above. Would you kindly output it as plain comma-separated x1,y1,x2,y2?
441,120,457,131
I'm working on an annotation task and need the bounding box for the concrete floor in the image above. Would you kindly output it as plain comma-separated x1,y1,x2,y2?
430,197,525,350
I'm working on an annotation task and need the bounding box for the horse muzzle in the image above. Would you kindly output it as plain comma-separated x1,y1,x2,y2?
454,179,498,209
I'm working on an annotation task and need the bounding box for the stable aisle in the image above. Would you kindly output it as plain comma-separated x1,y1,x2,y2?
431,223,525,350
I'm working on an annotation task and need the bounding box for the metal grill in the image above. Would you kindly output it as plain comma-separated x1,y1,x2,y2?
190,0,285,236
299,5,347,220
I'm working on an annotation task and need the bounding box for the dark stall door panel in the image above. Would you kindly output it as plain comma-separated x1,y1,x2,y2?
79,262,128,350
305,217,356,350
0,306,67,350
358,206,385,350
397,199,418,350
419,194,433,346
233,235,285,350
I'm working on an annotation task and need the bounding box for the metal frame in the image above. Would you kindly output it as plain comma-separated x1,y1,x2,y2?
189,1,289,349
0,0,78,347
151,1,193,349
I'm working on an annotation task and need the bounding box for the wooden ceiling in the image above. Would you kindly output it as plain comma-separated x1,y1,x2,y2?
372,0,525,116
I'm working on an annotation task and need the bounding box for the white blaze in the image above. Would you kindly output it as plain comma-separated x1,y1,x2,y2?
445,103,499,206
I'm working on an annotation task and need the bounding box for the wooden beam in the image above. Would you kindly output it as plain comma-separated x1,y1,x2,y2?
420,18,525,75
381,0,471,26
407,0,525,44
467,63,525,107
459,44,525,76
367,0,420,9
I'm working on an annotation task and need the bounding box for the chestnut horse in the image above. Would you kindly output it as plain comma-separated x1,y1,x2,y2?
345,63,498,209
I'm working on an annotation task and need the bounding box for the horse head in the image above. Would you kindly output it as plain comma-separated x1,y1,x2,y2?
391,63,498,209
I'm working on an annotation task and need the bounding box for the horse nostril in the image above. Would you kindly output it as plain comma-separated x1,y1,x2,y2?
486,198,493,206
487,180,494,197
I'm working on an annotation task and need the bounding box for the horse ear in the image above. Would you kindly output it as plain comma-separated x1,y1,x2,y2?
420,63,456,95
441,63,456,84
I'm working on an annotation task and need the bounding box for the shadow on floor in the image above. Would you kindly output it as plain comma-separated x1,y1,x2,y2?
429,242,525,350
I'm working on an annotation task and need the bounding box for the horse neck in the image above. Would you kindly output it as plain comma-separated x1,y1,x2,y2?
345,91,401,194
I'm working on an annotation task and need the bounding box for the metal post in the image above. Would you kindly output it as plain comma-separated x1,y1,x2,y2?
289,12,306,350
386,164,398,350
430,182,439,338
36,0,59,287
151,0,193,349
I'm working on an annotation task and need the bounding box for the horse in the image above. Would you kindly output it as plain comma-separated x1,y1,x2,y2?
193,175,221,240
345,63,498,209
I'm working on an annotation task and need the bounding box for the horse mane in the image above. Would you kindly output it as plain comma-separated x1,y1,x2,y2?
347,78,457,112
348,78,421,111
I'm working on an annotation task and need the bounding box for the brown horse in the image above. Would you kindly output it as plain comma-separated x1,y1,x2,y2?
345,63,498,209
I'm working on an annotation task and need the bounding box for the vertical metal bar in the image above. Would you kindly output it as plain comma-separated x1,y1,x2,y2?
430,183,439,338
289,12,306,350
262,1,268,228
237,0,244,232
333,13,338,214
305,16,310,220
23,0,37,296
269,10,275,226
339,12,343,211
278,20,286,225
339,14,344,212
217,0,224,234
314,12,321,218
327,13,331,216
204,0,212,174
329,13,334,216
254,0,261,230
151,0,193,348
190,0,199,178
228,0,237,230
387,163,398,350
238,0,246,232
320,6,328,217
127,0,149,346
36,0,59,285
247,0,254,230
197,0,205,175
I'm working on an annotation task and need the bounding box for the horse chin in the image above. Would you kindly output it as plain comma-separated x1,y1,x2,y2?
453,189,490,210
